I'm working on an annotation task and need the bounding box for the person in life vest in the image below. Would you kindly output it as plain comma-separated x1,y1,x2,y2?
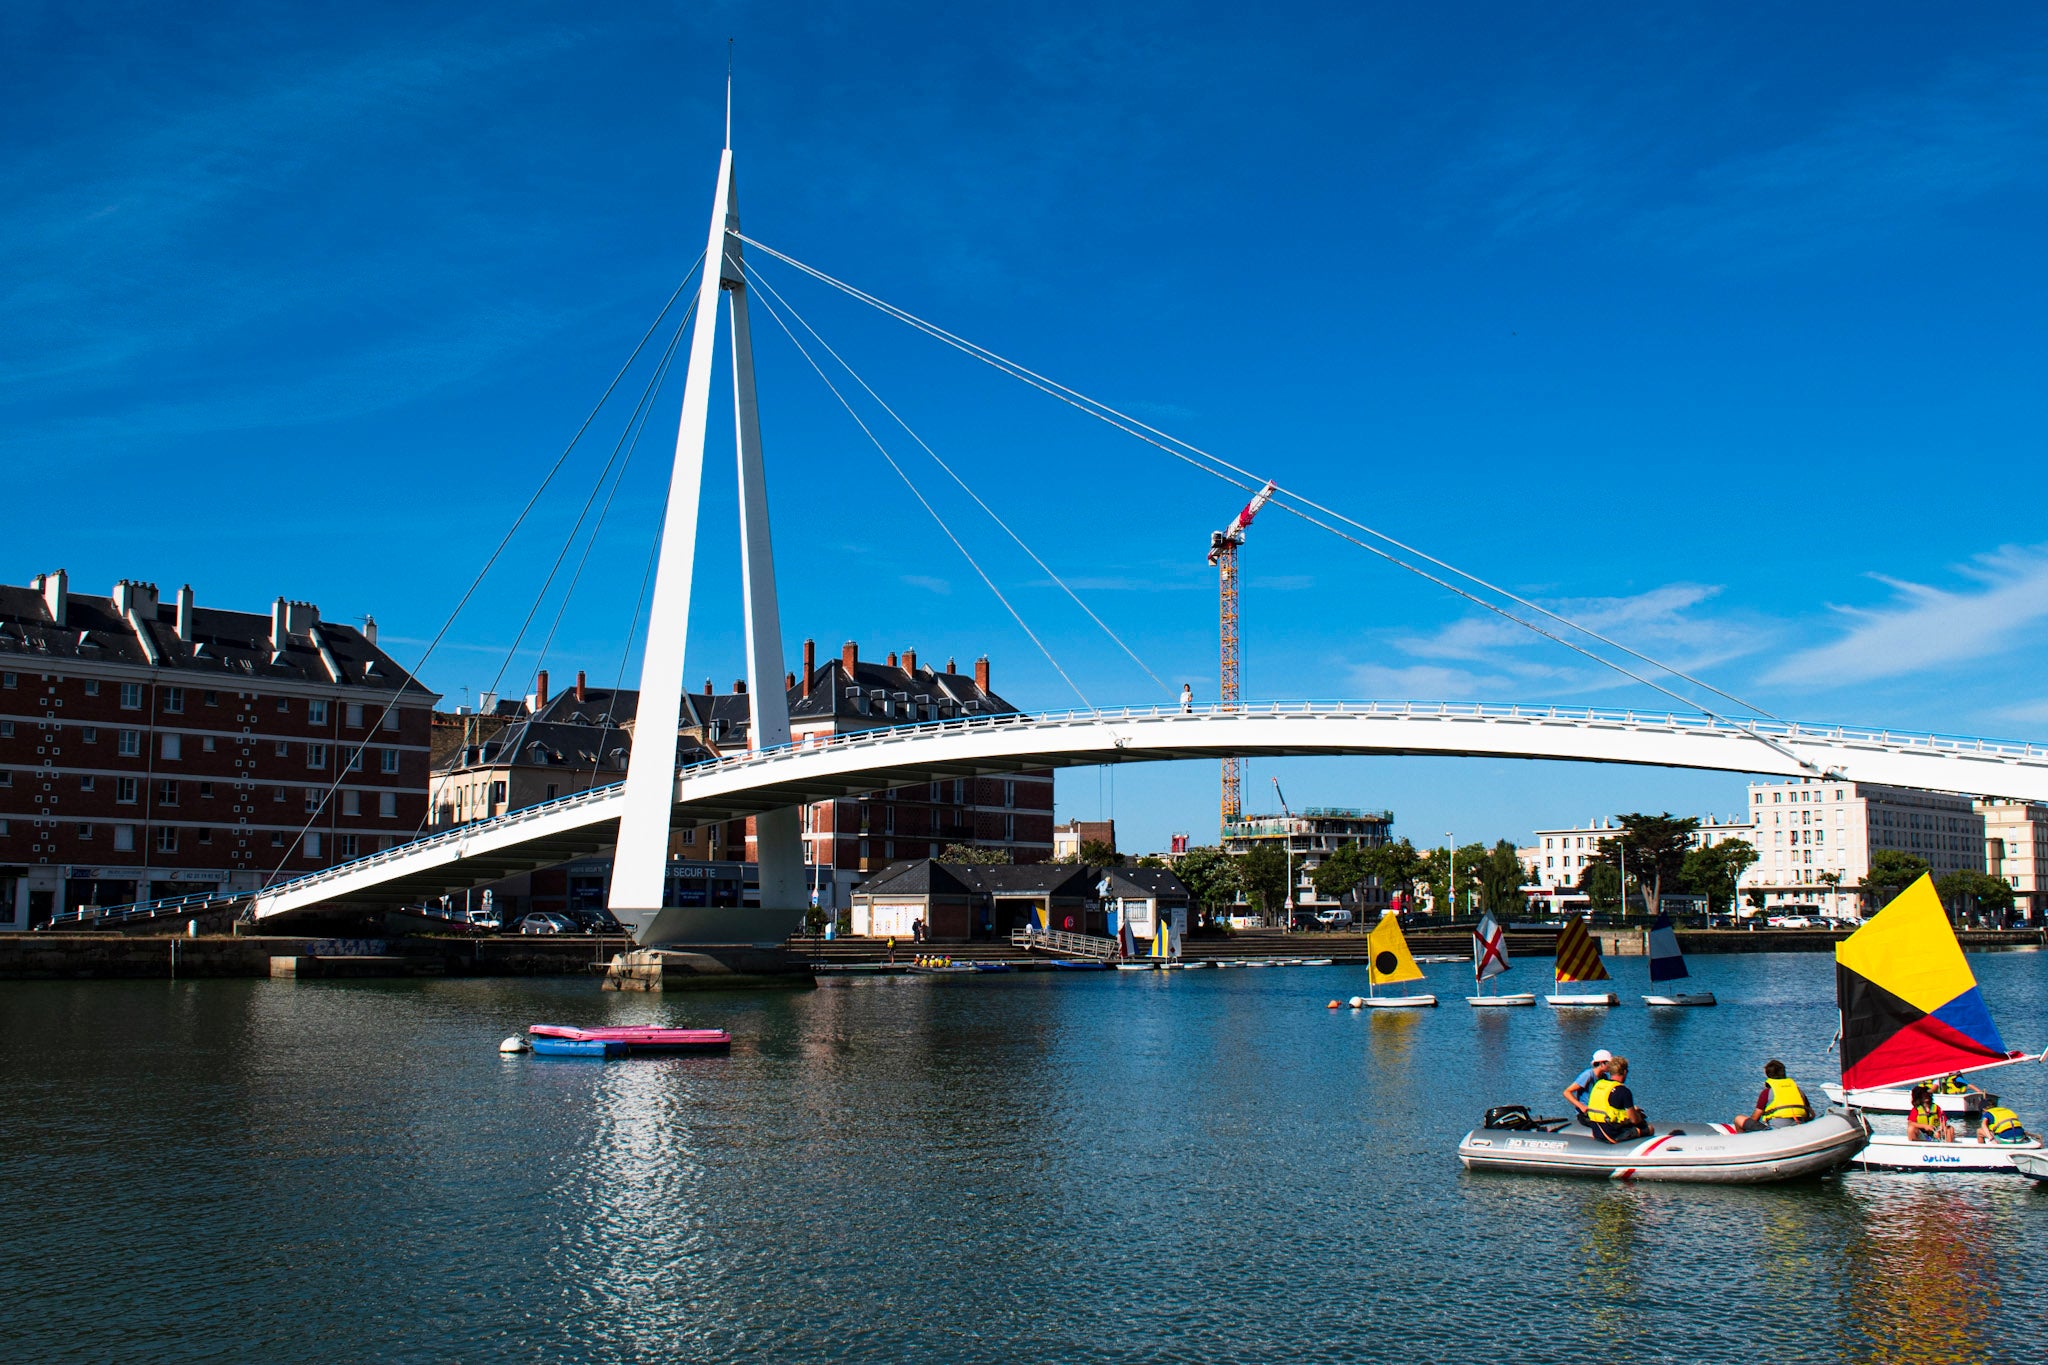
1585,1056,1649,1143
1732,1058,1813,1131
1976,1104,2030,1144
1936,1071,1986,1099
1563,1049,1614,1126
1907,1084,1955,1143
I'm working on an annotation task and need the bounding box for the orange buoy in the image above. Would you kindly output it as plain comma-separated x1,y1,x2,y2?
1327,1000,1340,1009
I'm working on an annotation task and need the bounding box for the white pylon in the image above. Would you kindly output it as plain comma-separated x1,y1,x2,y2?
607,133,801,946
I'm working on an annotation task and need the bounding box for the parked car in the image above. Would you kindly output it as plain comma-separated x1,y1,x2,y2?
1771,915,1815,929
466,908,503,932
517,912,580,935
1313,908,1354,930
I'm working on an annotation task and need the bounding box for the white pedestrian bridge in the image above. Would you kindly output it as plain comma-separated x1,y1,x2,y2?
242,700,2048,922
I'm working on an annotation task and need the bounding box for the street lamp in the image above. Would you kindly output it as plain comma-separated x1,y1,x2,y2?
1446,833,1455,920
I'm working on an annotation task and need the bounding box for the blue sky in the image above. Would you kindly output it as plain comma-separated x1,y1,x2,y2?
6,3,2047,853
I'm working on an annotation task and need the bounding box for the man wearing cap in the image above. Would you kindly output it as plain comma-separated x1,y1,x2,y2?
1564,1049,1614,1126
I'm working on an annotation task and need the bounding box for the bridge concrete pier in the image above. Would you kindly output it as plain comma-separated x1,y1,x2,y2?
603,945,814,991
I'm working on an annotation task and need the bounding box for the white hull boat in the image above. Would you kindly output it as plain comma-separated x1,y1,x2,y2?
2010,1150,2048,1182
1821,1084,1994,1117
1467,992,1537,1007
1546,991,1619,1007
1459,1110,1869,1183
1851,1133,2043,1172
1360,993,1437,1008
1114,962,1156,972
1642,991,1718,1007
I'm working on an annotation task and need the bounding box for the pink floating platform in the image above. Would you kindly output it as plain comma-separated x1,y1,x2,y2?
529,1023,731,1052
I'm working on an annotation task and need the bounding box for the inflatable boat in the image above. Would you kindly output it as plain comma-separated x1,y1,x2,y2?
1457,1106,1869,1183
528,1024,731,1054
1850,1133,2044,1172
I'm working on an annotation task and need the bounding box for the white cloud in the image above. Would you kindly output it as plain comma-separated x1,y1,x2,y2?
1764,544,2048,687
901,574,951,595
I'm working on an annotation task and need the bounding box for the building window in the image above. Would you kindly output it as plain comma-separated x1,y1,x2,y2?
156,780,179,806
345,703,363,728
83,679,100,696
117,729,140,757
163,686,184,714
272,787,285,802
77,823,93,840
277,697,289,713
346,748,362,771
309,699,329,725
307,744,327,769
203,690,218,706
197,828,212,845
305,789,321,813
162,733,181,760
305,832,321,858
0,721,10,737
82,726,96,743
336,834,358,858
681,827,696,845
156,826,177,853
1,672,14,687
120,682,143,710
271,832,285,847
116,777,138,804
80,776,95,793
490,781,507,806
275,741,289,757
342,790,360,817
198,782,213,799
201,736,215,752
380,792,397,817
113,824,135,851
380,748,399,774
382,709,400,732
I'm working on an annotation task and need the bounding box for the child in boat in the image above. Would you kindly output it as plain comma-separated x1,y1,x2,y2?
1976,1104,2030,1144
1586,1057,1649,1142
1563,1049,1613,1126
1731,1059,1813,1131
1907,1085,1956,1142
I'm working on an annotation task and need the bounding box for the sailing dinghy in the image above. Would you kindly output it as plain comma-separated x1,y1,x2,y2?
1466,912,1534,1006
1361,910,1436,1007
1640,912,1716,1006
1545,917,1618,1006
1821,875,2043,1172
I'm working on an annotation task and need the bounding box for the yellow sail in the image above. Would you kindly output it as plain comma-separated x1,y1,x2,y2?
1368,910,1424,985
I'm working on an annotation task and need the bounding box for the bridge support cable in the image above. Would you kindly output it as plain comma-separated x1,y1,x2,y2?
733,234,1785,730
260,261,704,890
742,270,1096,710
740,255,1172,699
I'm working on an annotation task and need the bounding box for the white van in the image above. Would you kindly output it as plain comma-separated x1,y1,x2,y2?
1313,908,1354,930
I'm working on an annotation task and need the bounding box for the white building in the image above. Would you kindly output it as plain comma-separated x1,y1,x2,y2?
1738,778,1983,919
1518,815,1754,910
1977,798,2048,922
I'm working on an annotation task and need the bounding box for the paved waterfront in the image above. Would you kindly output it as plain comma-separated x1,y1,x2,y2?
4,952,2043,1361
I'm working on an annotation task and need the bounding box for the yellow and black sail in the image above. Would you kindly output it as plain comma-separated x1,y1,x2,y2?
1552,916,1610,982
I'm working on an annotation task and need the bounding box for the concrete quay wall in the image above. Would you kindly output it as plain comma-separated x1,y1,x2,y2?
0,934,635,980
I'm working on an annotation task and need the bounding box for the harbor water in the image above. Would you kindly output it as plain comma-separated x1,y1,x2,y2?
3,950,2043,1362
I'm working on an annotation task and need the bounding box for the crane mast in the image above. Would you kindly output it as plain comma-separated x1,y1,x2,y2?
1207,481,1276,834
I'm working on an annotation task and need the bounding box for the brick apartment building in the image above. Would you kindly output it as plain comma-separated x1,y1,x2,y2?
428,639,1054,914
0,571,437,928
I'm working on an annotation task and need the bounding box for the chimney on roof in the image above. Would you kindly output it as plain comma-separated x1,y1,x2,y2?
903,647,917,673
802,639,816,697
363,614,377,646
735,679,747,694
785,671,795,691
842,640,858,674
886,651,898,668
271,597,289,651
175,584,194,642
946,656,957,674
535,669,549,710
704,678,714,695
575,670,587,702
974,655,990,692
36,569,66,627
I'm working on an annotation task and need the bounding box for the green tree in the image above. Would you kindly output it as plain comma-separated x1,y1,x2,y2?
1360,839,1425,910
1860,850,1932,913
940,844,1011,866
1237,843,1290,915
1308,843,1371,903
1476,839,1527,916
1077,838,1124,867
1578,860,1622,914
1589,813,1698,917
1679,839,1757,915
1935,870,2015,924
1173,846,1240,915
1132,854,1167,869
1419,844,1484,917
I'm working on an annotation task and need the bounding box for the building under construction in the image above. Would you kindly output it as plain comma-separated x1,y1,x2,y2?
1222,807,1397,916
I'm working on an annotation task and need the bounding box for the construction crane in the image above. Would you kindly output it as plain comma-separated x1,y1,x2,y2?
1207,479,1276,832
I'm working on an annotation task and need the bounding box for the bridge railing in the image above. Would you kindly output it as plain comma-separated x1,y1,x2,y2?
49,888,244,930
227,697,2048,917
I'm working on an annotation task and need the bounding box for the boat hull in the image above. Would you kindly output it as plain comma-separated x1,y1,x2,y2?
1546,992,1619,1007
1850,1134,2043,1172
529,1024,731,1054
1822,1084,1993,1116
1362,994,1437,1008
1642,992,1718,1007
531,1037,621,1058
1466,993,1537,1007
1459,1112,1869,1183
2011,1150,2048,1182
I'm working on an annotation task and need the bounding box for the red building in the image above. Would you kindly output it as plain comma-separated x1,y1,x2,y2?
0,571,437,927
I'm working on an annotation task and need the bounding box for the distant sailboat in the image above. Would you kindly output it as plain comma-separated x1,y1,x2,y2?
1362,910,1437,1008
1466,911,1534,1006
1641,912,1716,1006
1545,916,1618,1007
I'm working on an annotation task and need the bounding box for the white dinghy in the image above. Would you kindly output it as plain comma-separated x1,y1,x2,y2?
1544,917,1618,1007
1458,1106,1868,1184
1466,912,1534,1007
1360,910,1436,1008
1640,912,1716,1006
2011,1150,2048,1183
1851,1132,2045,1172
